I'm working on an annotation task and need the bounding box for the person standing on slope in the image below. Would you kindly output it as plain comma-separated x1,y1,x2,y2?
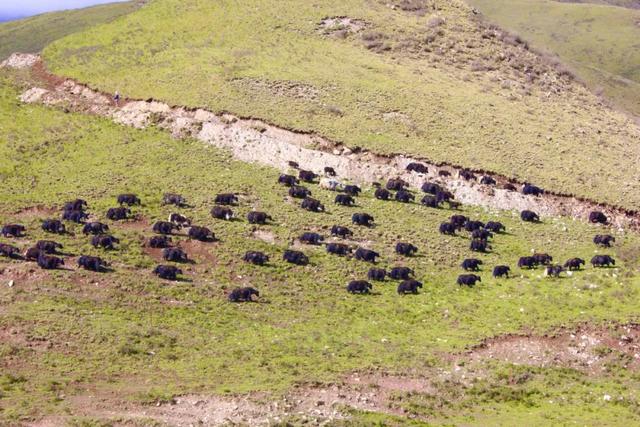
113,90,121,107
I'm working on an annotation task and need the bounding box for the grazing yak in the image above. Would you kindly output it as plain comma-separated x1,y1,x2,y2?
324,166,337,177
335,194,355,206
492,265,510,278
421,182,441,194
389,267,414,280
522,183,543,196
386,178,408,191
188,225,215,242
91,235,120,250
591,255,615,267
421,195,440,208
36,240,62,254
457,274,481,287
153,221,180,235
42,219,66,234
564,258,585,271
450,215,468,229
301,198,325,212
298,169,317,183
589,211,608,224
480,176,496,185
397,279,422,295
343,185,361,196
439,170,451,177
229,287,260,302
503,183,517,191
64,199,88,212
326,243,351,256
331,225,353,238
24,247,42,261
78,255,108,272
2,224,26,238
289,185,311,199
278,174,299,187
395,190,414,203
355,247,380,263
459,170,476,181
169,213,191,227
153,265,183,280
243,251,269,266
37,254,64,270
320,177,342,191
533,253,553,265
436,190,454,203
367,268,387,281
247,211,273,224
283,250,309,265
162,247,189,262
439,222,456,235
545,265,564,278
149,235,172,248
215,193,238,205
211,206,234,220
62,210,88,223
395,242,418,256
106,207,131,221
299,232,324,245
0,243,20,258
375,188,391,201
352,213,374,227
406,162,428,174
470,239,490,252
461,258,483,271
117,193,141,206
464,221,485,232
82,222,109,235
472,229,492,240
347,280,372,294
162,193,186,207
518,256,537,269
520,210,539,222
593,234,615,247
485,221,505,233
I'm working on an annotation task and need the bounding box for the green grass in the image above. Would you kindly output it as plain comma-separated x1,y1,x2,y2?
40,0,640,211
2,71,640,424
467,0,640,117
0,1,141,60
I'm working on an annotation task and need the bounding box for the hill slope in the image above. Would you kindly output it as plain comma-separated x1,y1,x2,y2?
0,1,141,60
467,0,640,117
41,0,640,211
2,68,640,424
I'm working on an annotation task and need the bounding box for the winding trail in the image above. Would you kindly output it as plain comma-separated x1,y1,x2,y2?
6,53,639,231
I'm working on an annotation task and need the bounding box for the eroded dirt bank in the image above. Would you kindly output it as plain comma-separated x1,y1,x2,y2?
5,53,639,232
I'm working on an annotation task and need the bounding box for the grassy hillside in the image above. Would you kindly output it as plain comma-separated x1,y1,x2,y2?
41,0,640,211
0,1,141,60
467,0,640,117
2,70,640,424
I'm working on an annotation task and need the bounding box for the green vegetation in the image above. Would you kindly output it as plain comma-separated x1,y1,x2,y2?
0,1,141,60
2,70,640,424
41,0,640,210
468,0,640,116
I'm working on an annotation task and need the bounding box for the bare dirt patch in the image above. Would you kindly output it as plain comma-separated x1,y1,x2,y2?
251,229,278,244
318,17,367,38
463,323,640,374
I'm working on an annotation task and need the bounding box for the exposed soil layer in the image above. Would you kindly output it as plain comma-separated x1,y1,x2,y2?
6,55,639,233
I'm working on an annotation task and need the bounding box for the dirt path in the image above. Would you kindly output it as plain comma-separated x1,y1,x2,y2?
4,53,639,232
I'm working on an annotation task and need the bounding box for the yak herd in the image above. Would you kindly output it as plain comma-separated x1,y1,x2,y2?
0,162,618,302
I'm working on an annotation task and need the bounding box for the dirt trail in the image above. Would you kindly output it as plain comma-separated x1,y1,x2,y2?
5,53,640,231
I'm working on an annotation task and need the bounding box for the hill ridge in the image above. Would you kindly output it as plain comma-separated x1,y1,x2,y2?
9,54,640,231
